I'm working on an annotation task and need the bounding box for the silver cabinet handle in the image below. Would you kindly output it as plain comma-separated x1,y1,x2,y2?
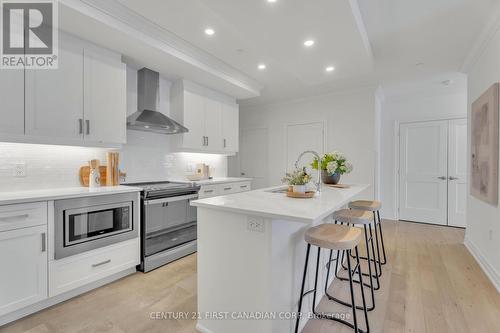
78,119,83,134
206,136,209,146
223,138,226,148
85,120,90,135
0,213,29,222
241,172,246,176
41,233,46,252
202,136,205,146
92,259,111,268
437,176,447,180
240,185,248,189
449,176,459,180
223,187,232,191
204,189,214,193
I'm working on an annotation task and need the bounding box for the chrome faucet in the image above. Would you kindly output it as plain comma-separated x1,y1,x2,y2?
294,150,321,193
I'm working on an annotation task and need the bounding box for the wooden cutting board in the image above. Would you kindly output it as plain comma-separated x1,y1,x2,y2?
79,166,107,187
327,184,350,189
286,191,316,198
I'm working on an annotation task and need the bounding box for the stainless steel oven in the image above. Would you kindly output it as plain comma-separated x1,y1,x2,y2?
55,192,139,259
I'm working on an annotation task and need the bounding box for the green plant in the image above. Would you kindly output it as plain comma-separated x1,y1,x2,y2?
281,167,312,185
311,151,353,176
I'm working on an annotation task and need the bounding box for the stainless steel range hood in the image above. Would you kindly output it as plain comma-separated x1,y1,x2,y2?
127,68,188,135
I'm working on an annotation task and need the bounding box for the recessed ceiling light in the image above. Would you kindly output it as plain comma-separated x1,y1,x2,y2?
304,40,315,47
258,64,267,70
204,28,215,36
267,0,277,2
325,66,335,72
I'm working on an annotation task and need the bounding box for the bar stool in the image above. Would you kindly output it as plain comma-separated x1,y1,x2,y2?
295,224,369,333
349,200,387,266
329,209,379,311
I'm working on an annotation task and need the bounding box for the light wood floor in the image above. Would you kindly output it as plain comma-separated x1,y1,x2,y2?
2,221,500,333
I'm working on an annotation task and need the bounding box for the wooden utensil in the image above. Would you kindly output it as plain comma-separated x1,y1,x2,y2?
79,166,126,187
106,152,120,186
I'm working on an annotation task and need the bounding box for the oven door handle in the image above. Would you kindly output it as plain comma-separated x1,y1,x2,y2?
144,194,199,206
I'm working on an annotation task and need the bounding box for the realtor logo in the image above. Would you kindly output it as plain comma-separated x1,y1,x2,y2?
1,0,58,69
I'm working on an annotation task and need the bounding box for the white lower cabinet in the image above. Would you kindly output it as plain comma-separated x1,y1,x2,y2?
49,238,139,297
0,225,48,316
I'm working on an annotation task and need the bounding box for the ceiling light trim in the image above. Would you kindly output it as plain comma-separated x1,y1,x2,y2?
60,0,262,97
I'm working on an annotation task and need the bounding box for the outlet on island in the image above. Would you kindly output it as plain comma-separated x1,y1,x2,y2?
247,216,265,233
14,163,27,177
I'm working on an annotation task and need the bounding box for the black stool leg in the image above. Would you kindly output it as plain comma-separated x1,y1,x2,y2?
377,210,387,265
354,246,370,333
372,212,383,276
295,244,311,333
346,249,359,333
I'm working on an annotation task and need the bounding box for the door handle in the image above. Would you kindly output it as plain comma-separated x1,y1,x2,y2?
437,176,447,180
78,119,83,134
449,176,459,180
85,120,90,135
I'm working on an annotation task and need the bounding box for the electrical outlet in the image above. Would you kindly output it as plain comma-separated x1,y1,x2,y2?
14,163,26,177
247,216,265,233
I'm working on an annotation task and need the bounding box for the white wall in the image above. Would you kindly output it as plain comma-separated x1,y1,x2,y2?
0,67,227,191
465,22,500,291
379,88,467,218
239,88,377,198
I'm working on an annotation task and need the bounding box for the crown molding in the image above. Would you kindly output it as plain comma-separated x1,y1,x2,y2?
461,5,500,73
60,0,262,97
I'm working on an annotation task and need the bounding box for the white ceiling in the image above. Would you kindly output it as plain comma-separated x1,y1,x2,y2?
358,0,500,93
116,0,376,106
61,0,500,105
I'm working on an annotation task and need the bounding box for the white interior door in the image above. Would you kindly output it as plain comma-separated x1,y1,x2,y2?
399,121,448,225
285,122,325,172
448,119,468,227
240,128,268,189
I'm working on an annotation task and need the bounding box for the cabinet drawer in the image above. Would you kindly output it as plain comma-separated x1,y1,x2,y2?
234,181,252,193
0,202,47,232
218,183,238,195
199,185,218,198
49,238,139,297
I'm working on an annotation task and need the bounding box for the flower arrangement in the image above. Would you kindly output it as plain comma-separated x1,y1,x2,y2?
281,167,312,185
311,151,353,175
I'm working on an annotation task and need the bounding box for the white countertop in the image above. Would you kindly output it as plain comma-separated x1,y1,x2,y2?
0,186,142,206
172,177,253,185
191,184,369,223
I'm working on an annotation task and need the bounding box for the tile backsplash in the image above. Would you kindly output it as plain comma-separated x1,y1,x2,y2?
0,141,227,191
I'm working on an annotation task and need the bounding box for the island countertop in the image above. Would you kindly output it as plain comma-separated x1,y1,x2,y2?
191,183,370,223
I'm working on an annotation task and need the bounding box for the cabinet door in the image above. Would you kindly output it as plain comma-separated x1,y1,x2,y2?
84,47,127,145
204,98,222,151
25,33,84,140
221,103,239,152
182,91,206,150
0,226,48,316
0,70,24,136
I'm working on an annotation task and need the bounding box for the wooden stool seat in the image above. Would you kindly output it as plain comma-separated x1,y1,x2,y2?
305,224,362,250
348,200,382,211
333,209,372,225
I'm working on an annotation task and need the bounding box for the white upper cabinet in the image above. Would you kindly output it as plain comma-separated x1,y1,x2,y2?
0,32,127,147
171,80,239,154
182,90,206,150
221,103,239,152
83,46,127,145
25,33,84,141
204,98,222,151
0,70,24,136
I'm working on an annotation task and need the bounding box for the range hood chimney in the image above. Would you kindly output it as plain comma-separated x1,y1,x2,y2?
127,68,188,135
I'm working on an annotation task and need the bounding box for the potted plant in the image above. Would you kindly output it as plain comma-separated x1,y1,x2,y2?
281,167,312,193
311,151,353,185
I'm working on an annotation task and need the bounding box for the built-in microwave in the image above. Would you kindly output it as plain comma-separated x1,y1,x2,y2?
54,192,139,259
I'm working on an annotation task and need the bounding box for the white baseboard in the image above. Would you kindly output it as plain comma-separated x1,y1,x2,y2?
464,236,500,293
0,267,137,327
196,322,214,333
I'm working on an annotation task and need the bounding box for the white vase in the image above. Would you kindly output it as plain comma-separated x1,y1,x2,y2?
293,185,306,193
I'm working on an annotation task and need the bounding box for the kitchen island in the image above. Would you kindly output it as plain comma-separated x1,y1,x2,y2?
191,184,370,333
